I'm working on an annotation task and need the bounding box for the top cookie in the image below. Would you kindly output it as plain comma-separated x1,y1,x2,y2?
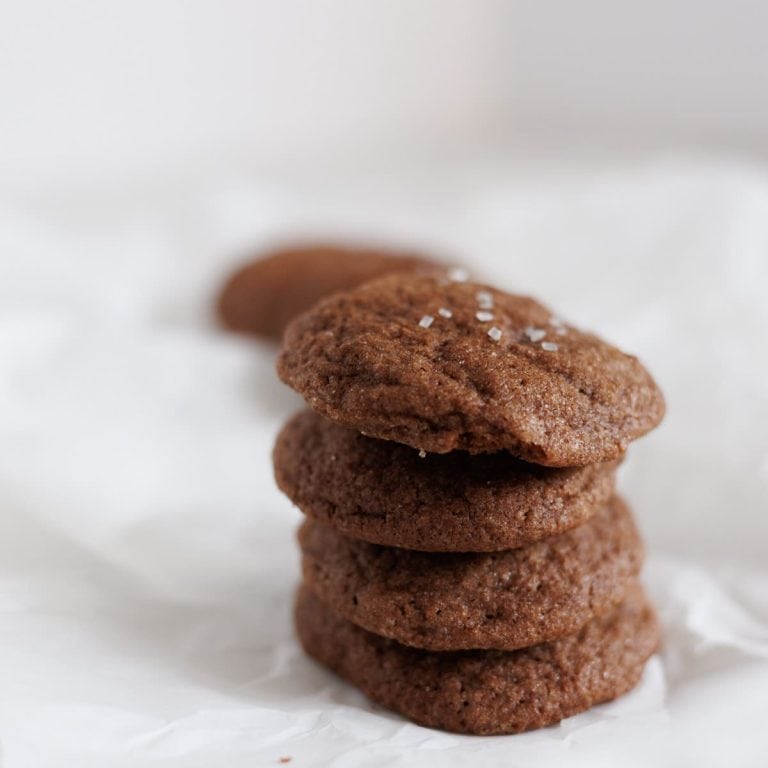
216,243,439,340
278,274,665,466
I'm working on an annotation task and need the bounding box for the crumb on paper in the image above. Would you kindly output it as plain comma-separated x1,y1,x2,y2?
278,758,292,764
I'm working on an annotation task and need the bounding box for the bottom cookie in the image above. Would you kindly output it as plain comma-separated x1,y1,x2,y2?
295,583,660,735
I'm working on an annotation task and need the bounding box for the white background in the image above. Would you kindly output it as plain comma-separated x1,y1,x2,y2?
2,2,768,766
3,0,768,192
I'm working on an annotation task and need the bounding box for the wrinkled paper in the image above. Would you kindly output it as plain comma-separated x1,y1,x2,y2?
0,157,767,767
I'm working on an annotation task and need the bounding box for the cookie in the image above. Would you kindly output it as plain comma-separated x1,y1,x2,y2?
298,495,642,651
277,274,665,466
295,582,659,735
216,243,440,340
274,409,617,552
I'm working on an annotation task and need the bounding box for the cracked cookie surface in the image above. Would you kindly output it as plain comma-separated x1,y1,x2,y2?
275,409,617,551
277,274,665,465
295,582,659,735
299,495,643,651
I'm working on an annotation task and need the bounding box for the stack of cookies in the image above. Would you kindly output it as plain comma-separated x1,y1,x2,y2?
273,273,665,735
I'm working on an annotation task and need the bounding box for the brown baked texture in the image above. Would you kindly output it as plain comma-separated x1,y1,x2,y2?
295,582,659,735
277,274,665,466
216,243,440,340
298,496,642,651
274,409,617,551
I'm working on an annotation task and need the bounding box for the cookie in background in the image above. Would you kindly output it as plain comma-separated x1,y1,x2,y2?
216,242,445,340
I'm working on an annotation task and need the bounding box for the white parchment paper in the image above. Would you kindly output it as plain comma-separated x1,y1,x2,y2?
1,156,767,767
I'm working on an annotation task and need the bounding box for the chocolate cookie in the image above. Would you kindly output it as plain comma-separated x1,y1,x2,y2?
298,495,642,651
217,243,440,340
277,274,665,466
296,583,659,735
274,409,617,551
